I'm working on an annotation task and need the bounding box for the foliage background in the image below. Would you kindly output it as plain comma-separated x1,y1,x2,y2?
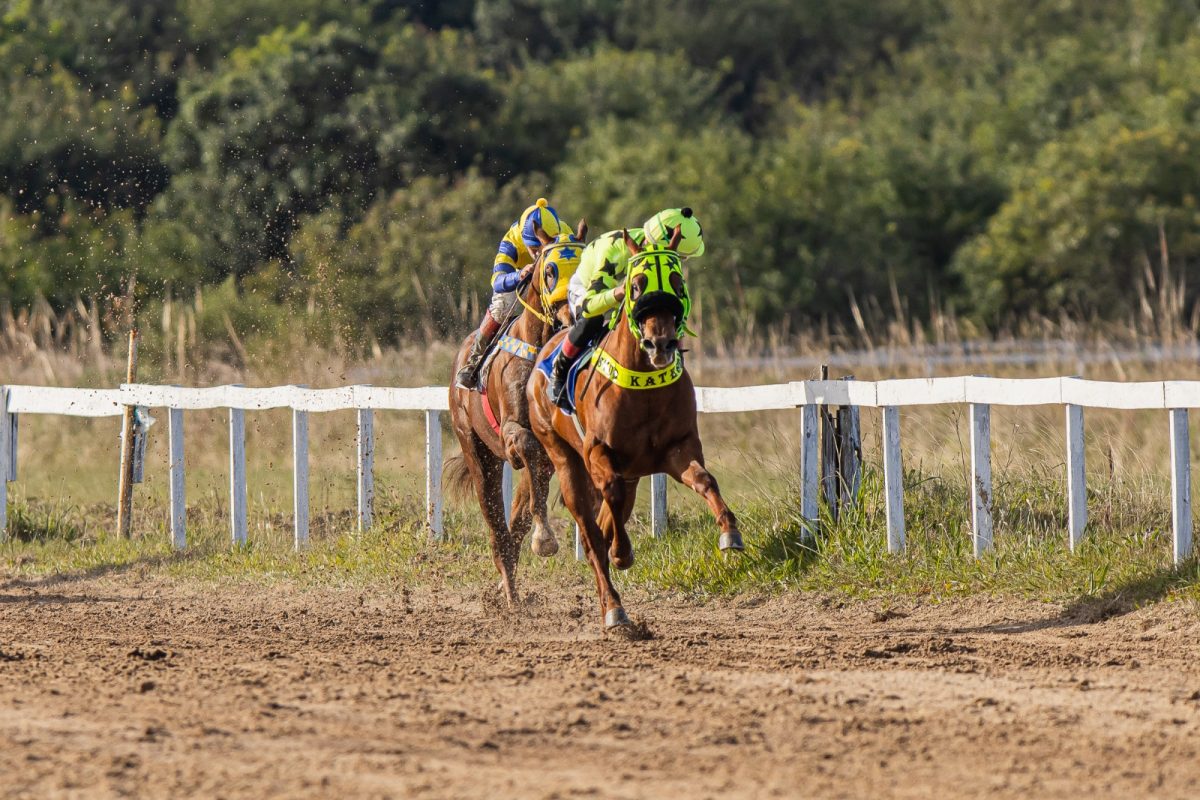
4,0,1200,353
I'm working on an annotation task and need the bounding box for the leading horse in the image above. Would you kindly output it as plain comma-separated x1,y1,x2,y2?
448,225,586,605
527,226,742,630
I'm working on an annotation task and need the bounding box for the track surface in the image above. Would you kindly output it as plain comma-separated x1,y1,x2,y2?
2,572,1200,799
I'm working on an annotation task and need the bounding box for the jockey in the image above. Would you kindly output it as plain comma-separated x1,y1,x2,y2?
546,207,704,407
456,198,575,390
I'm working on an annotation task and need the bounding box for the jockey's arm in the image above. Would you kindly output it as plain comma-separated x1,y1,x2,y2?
580,260,623,319
492,263,523,294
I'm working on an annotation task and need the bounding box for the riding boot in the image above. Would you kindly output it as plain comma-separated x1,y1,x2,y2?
547,349,578,409
456,314,500,390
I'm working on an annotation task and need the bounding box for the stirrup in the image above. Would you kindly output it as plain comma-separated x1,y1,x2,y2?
455,364,480,391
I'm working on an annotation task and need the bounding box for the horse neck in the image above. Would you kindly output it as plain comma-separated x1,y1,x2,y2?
510,279,554,344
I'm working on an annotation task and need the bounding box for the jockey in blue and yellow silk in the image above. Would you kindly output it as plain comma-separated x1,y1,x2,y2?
456,198,575,390
546,207,705,407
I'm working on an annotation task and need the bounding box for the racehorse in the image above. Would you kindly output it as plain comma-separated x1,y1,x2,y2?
447,225,586,606
527,226,743,630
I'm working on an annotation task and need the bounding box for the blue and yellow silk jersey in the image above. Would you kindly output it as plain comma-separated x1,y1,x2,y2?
492,198,573,293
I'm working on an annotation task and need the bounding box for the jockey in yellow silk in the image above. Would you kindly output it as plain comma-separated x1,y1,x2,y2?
456,198,574,390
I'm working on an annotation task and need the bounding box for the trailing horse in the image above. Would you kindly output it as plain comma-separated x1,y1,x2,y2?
527,226,742,630
448,226,586,605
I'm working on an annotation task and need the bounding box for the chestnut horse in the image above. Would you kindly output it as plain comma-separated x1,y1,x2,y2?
527,227,742,629
448,225,586,605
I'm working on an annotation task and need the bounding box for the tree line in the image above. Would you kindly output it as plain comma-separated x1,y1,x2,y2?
3,0,1200,350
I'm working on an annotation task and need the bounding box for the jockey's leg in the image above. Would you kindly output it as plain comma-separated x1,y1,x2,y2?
548,313,605,408
455,291,517,390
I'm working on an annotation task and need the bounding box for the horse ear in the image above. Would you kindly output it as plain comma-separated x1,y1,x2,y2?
575,219,588,242
623,229,641,256
667,224,683,251
534,222,554,246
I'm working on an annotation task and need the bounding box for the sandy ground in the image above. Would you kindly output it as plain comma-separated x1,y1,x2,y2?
2,572,1200,799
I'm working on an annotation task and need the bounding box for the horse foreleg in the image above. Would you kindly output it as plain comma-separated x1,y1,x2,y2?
596,478,639,569
504,421,559,557
586,444,634,570
551,445,627,627
666,440,744,552
528,452,560,557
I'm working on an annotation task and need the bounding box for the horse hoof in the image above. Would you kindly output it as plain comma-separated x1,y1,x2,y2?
605,608,631,628
611,552,634,570
719,531,744,551
531,536,559,557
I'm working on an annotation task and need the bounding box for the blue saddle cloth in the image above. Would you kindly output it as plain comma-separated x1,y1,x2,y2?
536,341,594,416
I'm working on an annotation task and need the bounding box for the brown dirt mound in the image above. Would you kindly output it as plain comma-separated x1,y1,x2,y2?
2,574,1199,799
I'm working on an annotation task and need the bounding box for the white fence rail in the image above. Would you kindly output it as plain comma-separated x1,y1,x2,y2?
1,376,1199,564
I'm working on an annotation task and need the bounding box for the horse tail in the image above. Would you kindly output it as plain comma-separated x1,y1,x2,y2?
442,453,475,502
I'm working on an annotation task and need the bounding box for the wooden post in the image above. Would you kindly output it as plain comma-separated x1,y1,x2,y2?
1169,408,1192,565
970,403,993,557
357,406,375,534
502,462,514,527
116,329,139,537
1065,404,1087,551
882,405,905,553
819,366,838,520
837,402,862,511
425,409,443,540
168,401,186,550
650,473,668,538
229,387,248,546
293,403,309,550
800,403,819,538
0,387,8,542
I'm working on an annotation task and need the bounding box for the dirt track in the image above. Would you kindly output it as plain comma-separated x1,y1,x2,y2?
2,573,1200,799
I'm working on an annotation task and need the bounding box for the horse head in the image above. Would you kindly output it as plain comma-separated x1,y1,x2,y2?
531,220,588,328
622,225,688,370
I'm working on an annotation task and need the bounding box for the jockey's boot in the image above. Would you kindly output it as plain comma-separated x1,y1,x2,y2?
456,314,501,390
547,348,578,410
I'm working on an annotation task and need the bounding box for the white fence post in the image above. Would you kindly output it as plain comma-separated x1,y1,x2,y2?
650,473,667,538
1065,404,1087,551
229,392,248,546
168,404,186,550
293,405,309,550
800,404,819,537
7,407,15,482
502,462,514,527
970,403,993,557
0,387,8,542
575,522,584,561
425,409,444,540
882,405,905,553
357,407,374,534
1169,408,1192,565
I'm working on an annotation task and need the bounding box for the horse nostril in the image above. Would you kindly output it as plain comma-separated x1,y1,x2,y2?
641,339,654,351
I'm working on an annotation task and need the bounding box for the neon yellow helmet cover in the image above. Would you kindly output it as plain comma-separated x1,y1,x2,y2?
641,207,704,258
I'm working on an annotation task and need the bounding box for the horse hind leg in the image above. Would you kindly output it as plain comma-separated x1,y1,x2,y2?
465,434,522,605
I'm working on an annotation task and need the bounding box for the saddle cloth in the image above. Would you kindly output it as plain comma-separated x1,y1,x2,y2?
535,341,596,417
